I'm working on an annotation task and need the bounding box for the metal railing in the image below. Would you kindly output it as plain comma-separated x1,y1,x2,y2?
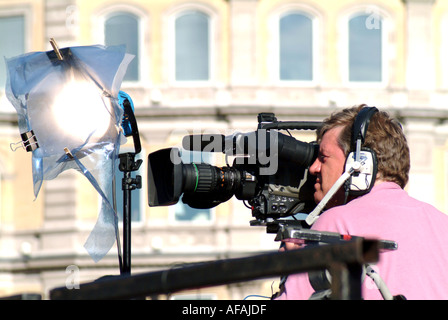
49,238,379,300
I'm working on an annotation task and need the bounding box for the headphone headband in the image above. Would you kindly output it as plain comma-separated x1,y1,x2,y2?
352,106,378,151
344,106,379,197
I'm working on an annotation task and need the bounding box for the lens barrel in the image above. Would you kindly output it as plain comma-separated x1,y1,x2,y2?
183,163,216,193
182,163,242,195
181,164,250,209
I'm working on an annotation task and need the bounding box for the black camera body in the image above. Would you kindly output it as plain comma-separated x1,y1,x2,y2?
147,113,321,223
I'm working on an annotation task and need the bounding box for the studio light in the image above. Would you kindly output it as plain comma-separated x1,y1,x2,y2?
5,39,135,263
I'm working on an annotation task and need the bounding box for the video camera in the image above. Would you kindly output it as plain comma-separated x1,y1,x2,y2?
147,113,321,225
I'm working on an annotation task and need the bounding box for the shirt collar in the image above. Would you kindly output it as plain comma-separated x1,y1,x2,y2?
370,181,401,194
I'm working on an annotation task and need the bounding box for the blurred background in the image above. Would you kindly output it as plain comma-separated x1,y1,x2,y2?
0,0,447,299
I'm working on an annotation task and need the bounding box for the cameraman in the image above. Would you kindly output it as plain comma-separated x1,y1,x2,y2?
275,105,448,299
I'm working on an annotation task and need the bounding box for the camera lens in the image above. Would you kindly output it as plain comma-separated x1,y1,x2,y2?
182,164,242,194
180,164,245,209
182,163,216,193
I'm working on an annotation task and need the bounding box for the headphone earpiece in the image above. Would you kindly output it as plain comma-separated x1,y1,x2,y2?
344,106,379,196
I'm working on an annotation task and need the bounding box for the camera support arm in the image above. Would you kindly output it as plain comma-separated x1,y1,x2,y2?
273,221,402,300
305,166,357,226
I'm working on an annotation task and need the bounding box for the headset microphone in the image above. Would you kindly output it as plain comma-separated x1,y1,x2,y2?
305,106,379,226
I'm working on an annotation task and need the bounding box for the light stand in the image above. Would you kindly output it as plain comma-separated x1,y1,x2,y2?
117,93,142,275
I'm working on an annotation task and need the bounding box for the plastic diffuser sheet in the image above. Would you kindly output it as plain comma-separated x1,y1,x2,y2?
5,44,134,262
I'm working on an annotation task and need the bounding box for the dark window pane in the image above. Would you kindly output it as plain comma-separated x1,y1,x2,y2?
349,14,382,82
0,16,25,87
175,11,209,81
279,13,313,81
105,13,139,81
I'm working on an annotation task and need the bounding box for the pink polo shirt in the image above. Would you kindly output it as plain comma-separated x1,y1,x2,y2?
275,182,448,300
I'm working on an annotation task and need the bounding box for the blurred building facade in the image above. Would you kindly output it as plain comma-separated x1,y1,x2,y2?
0,0,447,299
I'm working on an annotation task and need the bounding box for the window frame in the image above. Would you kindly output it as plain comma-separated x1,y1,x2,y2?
104,11,141,82
278,12,314,82
0,6,32,91
440,12,448,89
164,3,218,87
267,4,321,87
93,4,149,87
339,6,391,88
174,10,211,82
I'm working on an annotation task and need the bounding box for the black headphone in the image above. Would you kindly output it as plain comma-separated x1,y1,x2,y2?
344,106,379,196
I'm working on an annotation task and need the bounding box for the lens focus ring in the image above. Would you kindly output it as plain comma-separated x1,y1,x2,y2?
194,164,217,193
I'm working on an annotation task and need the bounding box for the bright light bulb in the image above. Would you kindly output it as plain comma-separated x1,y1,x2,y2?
51,80,113,144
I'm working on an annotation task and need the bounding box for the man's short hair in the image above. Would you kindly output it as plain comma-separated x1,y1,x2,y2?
317,104,410,188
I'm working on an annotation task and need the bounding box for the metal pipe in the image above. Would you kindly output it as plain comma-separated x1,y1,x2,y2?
50,238,378,300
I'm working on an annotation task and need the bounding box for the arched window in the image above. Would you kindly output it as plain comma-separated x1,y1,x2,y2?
440,13,448,89
0,15,25,88
348,14,382,82
175,11,210,81
279,13,313,81
105,12,140,81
